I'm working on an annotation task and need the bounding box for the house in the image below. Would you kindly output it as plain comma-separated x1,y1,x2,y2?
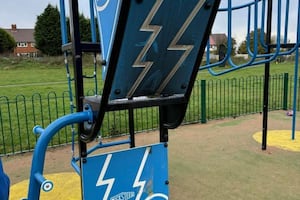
209,33,228,52
202,33,228,62
4,24,39,57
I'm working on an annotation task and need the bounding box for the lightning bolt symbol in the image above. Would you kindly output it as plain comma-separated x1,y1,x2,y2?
96,154,115,200
133,147,151,200
156,0,206,95
127,0,164,98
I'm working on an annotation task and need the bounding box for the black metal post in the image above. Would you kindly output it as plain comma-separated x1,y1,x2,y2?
68,0,86,198
128,108,135,148
201,80,207,124
262,0,273,150
283,73,289,110
159,106,169,143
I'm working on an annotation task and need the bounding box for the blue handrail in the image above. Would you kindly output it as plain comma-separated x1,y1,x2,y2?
25,110,93,200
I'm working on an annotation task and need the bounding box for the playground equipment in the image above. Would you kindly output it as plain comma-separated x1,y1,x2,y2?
23,0,299,199
201,0,299,148
0,158,10,200
24,0,221,199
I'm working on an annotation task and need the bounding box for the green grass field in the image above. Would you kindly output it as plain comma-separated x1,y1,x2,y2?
0,56,298,98
0,56,99,98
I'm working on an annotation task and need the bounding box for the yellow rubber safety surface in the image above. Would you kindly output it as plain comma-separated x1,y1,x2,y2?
253,130,300,152
10,172,81,200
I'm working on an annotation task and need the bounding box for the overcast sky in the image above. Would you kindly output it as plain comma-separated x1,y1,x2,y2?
0,1,298,44
0,0,90,28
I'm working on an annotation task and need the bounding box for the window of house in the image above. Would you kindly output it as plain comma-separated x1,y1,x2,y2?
31,43,35,47
17,42,28,47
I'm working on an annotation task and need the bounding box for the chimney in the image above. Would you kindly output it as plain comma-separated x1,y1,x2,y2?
11,24,17,31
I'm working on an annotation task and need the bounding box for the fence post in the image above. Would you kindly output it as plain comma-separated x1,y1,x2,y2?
283,73,289,110
201,80,207,124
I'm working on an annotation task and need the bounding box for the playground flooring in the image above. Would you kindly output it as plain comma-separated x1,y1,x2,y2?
3,110,300,200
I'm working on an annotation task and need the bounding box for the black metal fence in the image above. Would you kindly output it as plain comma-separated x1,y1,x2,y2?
0,73,299,155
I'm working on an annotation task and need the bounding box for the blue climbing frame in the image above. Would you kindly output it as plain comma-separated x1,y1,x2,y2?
24,0,221,199
201,0,299,148
23,0,300,199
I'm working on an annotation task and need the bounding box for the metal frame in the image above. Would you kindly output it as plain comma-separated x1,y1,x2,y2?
201,0,299,150
22,0,221,199
64,0,220,198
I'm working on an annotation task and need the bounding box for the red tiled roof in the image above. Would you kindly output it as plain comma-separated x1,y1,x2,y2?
210,33,227,45
4,28,35,43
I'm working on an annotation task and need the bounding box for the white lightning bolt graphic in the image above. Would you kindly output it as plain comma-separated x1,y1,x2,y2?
127,0,164,98
133,147,151,200
156,0,206,95
96,154,115,200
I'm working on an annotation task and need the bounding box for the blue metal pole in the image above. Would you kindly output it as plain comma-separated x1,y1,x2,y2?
59,0,78,157
284,0,290,44
89,0,97,43
26,111,92,200
206,39,210,65
90,0,99,95
59,0,68,45
291,49,298,140
291,1,300,140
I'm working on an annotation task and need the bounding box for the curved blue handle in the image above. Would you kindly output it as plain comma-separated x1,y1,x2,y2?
27,111,92,200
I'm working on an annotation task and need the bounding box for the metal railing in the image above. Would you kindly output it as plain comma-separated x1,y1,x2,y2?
0,73,299,156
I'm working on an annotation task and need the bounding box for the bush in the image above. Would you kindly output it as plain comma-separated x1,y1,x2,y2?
0,28,16,54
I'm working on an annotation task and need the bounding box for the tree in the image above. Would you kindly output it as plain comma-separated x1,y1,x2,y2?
238,29,267,54
34,4,62,56
211,35,237,57
216,37,237,66
66,14,99,42
221,37,237,56
0,28,15,53
79,14,92,41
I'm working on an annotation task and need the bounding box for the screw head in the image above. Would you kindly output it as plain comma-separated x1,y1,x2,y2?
204,2,212,9
114,89,121,95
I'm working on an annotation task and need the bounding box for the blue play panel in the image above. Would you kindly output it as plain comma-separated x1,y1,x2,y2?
96,0,218,100
81,143,168,199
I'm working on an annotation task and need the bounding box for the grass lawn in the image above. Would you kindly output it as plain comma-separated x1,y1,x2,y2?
0,56,99,98
0,56,298,99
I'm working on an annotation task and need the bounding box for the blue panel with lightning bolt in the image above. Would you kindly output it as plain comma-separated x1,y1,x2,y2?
95,0,122,79
81,143,168,200
95,0,217,100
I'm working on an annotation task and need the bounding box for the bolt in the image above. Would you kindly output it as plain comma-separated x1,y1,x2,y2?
204,1,212,9
165,180,169,185
81,151,87,158
114,89,121,95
